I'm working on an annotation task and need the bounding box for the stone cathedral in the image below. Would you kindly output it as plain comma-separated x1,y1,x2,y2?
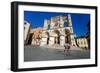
24,14,89,48
40,14,76,46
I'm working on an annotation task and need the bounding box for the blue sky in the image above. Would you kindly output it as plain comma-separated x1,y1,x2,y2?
24,11,90,37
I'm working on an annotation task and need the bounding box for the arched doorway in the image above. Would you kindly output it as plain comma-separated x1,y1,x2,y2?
64,29,71,44
31,28,42,46
40,31,49,46
53,30,60,44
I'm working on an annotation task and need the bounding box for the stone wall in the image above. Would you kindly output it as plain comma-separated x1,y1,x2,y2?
76,38,88,49
24,21,31,44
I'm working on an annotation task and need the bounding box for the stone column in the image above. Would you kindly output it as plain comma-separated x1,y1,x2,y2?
55,37,57,44
60,36,65,46
70,35,77,46
49,37,55,46
43,19,49,30
60,16,64,27
68,14,72,27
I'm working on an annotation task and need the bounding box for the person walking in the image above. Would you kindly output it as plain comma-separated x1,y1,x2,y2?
64,44,71,55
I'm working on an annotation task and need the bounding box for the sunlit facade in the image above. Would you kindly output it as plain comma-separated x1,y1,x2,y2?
24,14,89,49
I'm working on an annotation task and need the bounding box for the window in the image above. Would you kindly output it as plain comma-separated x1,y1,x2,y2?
24,22,27,25
64,22,68,27
48,24,50,30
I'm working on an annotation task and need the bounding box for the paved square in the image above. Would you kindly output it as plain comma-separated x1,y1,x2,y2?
24,45,90,62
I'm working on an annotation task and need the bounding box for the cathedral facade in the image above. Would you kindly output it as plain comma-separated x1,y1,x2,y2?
24,14,89,49
40,14,76,46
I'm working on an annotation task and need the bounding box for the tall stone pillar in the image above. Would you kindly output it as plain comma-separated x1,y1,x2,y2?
24,21,31,45
60,16,64,27
49,37,55,46
70,35,77,46
60,36,65,46
68,14,72,27
68,14,76,46
43,19,49,30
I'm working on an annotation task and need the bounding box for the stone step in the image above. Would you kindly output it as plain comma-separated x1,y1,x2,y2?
40,44,82,50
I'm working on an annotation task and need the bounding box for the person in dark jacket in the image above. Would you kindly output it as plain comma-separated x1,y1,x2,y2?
64,44,70,55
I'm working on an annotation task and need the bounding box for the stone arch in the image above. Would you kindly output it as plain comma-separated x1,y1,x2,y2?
42,31,49,38
64,29,70,35
53,29,60,35
31,28,42,45
40,31,50,46
52,29,60,44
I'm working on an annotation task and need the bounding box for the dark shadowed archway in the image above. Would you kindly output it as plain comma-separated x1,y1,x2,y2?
64,29,71,44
